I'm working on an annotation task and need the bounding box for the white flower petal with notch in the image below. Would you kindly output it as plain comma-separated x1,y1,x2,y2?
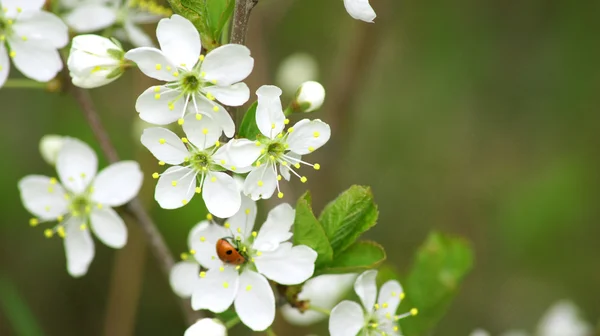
125,47,177,81
203,83,250,107
64,217,95,277
255,243,316,285
141,127,189,164
9,39,62,82
189,222,228,269
182,113,221,150
136,86,186,125
201,44,254,86
92,161,143,207
170,261,200,298
155,166,196,209
18,175,68,220
377,280,404,319
12,10,69,48
286,119,331,155
1,0,45,17
234,270,275,331
225,194,256,239
192,266,239,312
343,0,377,23
90,207,127,248
156,14,200,69
64,4,117,33
329,300,365,336
354,270,378,314
253,203,295,251
56,138,98,194
255,85,285,138
185,318,226,336
243,163,277,201
195,94,235,138
212,139,262,172
202,172,241,218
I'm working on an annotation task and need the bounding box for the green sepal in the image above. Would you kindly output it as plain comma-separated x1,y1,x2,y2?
106,48,124,60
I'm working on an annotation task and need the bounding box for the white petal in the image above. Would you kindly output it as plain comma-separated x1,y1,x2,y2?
329,301,365,336
124,22,154,48
255,85,285,138
155,166,197,209
64,4,117,33
377,280,404,320
203,83,250,107
90,207,127,248
243,163,277,200
212,139,262,172
253,203,295,251
470,330,491,336
185,318,226,336
125,47,177,81
354,270,378,313
234,270,275,331
1,0,44,17
201,44,254,86
18,175,68,220
191,265,239,312
0,44,9,88
189,222,228,269
91,161,143,206
64,217,95,277
13,10,68,48
156,14,200,69
343,0,377,22
536,300,593,336
9,38,62,82
281,274,358,326
255,243,316,285
280,152,300,181
170,261,200,298
182,113,221,150
195,94,235,138
224,194,256,240
56,137,98,194
39,134,65,166
286,119,331,155
202,172,241,218
136,85,187,125
140,127,189,164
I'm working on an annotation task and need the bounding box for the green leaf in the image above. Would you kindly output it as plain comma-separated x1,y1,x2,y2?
293,191,333,269
399,232,474,336
0,274,44,336
206,0,235,44
238,102,261,140
319,185,379,256
318,241,386,275
167,0,216,50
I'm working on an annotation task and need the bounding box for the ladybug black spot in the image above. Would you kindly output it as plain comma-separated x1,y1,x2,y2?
226,249,233,255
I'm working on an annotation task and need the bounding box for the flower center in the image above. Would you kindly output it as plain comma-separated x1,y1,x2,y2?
0,14,12,39
69,195,92,217
181,73,201,92
190,151,212,171
267,141,286,157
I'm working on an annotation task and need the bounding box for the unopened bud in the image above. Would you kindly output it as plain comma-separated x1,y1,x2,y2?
68,35,126,89
293,81,325,113
39,135,65,166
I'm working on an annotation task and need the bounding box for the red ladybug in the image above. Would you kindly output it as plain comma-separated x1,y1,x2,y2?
216,239,245,265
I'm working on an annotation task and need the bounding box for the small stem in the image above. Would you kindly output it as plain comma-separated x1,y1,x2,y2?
308,305,331,315
265,327,277,336
2,79,47,89
224,315,241,329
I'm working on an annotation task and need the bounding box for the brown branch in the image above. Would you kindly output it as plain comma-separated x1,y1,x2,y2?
231,0,259,45
69,85,200,325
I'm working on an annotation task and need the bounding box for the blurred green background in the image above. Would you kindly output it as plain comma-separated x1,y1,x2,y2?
1,0,600,335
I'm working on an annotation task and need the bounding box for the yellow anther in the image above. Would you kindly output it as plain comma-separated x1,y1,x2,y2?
281,161,288,166
308,146,315,152
206,214,213,220
393,326,399,332
224,222,230,228
382,303,388,308
212,106,219,112
189,249,196,255
251,257,255,262
219,266,225,272
260,149,266,154
200,236,206,242
284,119,290,125
166,66,172,71
235,265,241,270
255,160,261,167
181,137,188,143
195,113,202,120
195,187,201,193
242,247,247,252
47,187,54,193
80,223,87,230
400,293,406,300
269,155,275,161
201,71,207,77
410,308,418,316
16,7,22,12
178,118,184,125
168,103,174,110
294,163,301,169
57,226,66,238
202,167,208,171
44,229,53,238
220,159,226,165
370,323,378,328
277,175,282,181
277,133,283,138
236,228,242,233
385,312,391,319
210,177,217,182
97,203,103,209
374,304,380,310
158,161,165,166
223,282,229,288
215,140,221,147
180,253,188,260
200,271,206,278
231,166,237,171
300,176,307,183
211,79,217,84
29,218,39,226
154,87,160,92
85,205,91,213
271,123,275,129
8,50,15,58
245,208,251,215
50,177,57,184
180,63,186,67
199,55,205,61
256,251,262,256
246,285,252,291
152,172,159,179
181,199,188,205
155,64,162,70
278,192,284,199
57,215,64,222
235,236,241,241
313,131,320,138
202,128,208,134
206,92,214,100
314,163,321,170
252,231,257,237
257,180,264,187
255,141,261,146
173,72,179,77
288,127,294,133
154,93,161,100
171,181,177,186
21,36,27,41
159,138,166,144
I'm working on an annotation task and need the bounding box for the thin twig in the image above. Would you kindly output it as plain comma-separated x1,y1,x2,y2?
69,85,200,325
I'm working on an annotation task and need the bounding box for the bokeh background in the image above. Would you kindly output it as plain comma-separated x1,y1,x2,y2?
1,0,600,335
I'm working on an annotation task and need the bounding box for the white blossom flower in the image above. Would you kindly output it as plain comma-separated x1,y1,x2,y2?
0,0,68,88
190,201,317,331
68,34,127,88
344,0,376,23
294,81,326,113
141,114,245,217
125,14,254,137
233,85,330,200
329,270,417,336
281,273,357,326
18,137,143,277
64,0,170,48
537,300,592,336
185,318,226,336
39,134,66,166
